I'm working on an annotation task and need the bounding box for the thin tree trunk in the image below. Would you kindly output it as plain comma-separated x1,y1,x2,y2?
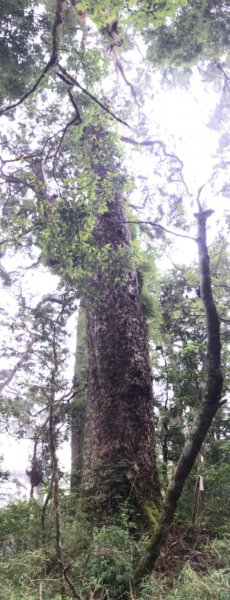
134,208,223,581
70,304,87,494
49,325,66,597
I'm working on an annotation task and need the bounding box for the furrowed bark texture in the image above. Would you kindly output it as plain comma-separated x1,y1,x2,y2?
134,209,223,580
83,197,160,517
80,126,161,520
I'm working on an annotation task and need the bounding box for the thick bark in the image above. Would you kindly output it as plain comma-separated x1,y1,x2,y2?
81,189,161,522
70,305,87,494
134,208,223,581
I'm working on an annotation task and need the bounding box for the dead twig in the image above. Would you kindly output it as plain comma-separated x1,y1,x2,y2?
120,135,191,196
124,218,196,241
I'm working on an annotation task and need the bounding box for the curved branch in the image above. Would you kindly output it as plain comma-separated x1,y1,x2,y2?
125,219,196,241
120,135,191,196
134,208,223,583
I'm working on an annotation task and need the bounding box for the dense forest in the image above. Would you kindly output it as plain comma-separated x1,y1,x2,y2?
0,1,229,598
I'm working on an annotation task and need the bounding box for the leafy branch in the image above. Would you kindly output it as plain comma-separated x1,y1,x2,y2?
0,0,67,116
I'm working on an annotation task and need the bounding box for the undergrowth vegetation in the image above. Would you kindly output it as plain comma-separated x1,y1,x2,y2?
0,493,229,600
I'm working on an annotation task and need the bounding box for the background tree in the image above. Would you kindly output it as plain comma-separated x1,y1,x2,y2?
70,304,87,495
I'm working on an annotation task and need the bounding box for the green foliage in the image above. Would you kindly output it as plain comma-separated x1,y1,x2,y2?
131,0,188,32
140,538,230,598
79,523,137,598
0,107,133,298
0,0,48,101
177,437,230,535
202,461,230,535
0,548,46,600
153,267,205,465
138,565,230,600
165,565,230,600
146,0,230,66
208,537,230,570
79,49,110,86
0,500,42,553
78,0,187,35
0,494,229,600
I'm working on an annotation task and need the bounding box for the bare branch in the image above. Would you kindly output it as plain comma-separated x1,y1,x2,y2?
116,58,139,107
49,0,67,67
52,118,77,179
51,86,82,178
196,184,206,210
216,62,230,93
63,565,81,599
125,219,196,241
120,135,191,196
56,64,132,129
214,283,230,290
0,172,36,192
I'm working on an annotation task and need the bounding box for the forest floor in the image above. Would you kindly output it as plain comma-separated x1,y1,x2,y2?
156,522,212,579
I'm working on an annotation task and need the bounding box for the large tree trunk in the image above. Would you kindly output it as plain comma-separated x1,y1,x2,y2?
80,126,161,523
83,199,161,521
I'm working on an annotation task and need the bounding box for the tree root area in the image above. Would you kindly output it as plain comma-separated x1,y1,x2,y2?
155,522,211,579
